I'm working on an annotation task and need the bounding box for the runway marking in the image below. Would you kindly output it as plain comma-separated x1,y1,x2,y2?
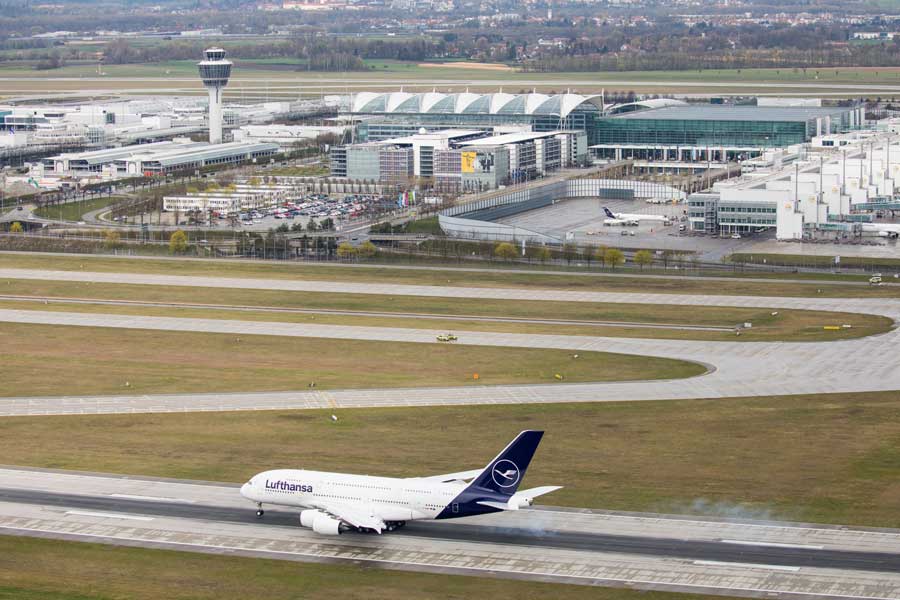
528,509,900,539
722,539,824,550
3,523,896,599
65,510,154,521
693,560,801,572
109,494,196,504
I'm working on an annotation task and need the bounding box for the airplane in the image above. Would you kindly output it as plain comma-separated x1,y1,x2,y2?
861,223,900,239
603,217,639,227
239,430,561,535
603,207,671,225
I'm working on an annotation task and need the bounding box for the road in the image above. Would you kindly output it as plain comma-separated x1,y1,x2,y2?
0,267,897,415
1,467,899,597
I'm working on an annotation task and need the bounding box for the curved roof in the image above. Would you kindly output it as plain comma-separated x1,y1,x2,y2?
607,98,687,115
349,91,609,118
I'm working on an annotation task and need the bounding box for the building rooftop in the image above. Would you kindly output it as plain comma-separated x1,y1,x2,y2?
463,130,564,146
139,141,279,166
350,91,609,119
612,105,852,122
378,129,485,145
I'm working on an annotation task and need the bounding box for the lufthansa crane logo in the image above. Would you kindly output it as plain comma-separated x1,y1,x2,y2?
491,459,520,488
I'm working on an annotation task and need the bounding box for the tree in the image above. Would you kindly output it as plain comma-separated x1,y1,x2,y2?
580,246,594,266
494,242,517,261
634,249,653,270
336,242,357,260
169,230,188,254
358,240,377,259
594,245,608,265
307,219,319,232
9,222,23,233
103,230,122,250
603,247,625,269
536,246,552,263
320,217,335,231
562,242,578,265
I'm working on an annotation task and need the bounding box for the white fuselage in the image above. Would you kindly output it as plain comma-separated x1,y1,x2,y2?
240,469,463,522
604,218,638,226
862,223,900,238
613,212,670,223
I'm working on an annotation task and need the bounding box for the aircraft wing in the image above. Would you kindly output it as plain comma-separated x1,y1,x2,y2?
312,501,386,533
416,469,483,483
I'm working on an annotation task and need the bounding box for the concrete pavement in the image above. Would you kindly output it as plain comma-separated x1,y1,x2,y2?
0,266,897,417
0,283,897,415
2,467,900,597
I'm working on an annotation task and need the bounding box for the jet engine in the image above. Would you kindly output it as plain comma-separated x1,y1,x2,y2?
510,496,534,509
312,514,344,535
300,509,322,528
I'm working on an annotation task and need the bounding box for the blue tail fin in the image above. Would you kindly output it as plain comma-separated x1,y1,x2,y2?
603,207,615,218
467,430,544,496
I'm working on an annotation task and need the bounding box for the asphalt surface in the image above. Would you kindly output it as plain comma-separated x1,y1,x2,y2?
1,266,899,415
5,468,900,596
3,486,900,573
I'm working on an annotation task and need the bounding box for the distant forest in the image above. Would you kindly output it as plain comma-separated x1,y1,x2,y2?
3,1,900,72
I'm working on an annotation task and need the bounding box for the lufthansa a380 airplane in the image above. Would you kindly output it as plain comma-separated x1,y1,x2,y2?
239,430,561,535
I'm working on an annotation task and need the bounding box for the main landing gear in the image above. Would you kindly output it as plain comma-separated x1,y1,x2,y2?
384,521,406,532
256,503,265,518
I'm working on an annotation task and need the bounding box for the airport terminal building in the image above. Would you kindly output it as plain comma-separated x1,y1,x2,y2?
345,92,863,165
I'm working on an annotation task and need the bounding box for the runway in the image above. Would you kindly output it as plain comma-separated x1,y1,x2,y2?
1,467,899,597
0,266,897,414
0,294,735,332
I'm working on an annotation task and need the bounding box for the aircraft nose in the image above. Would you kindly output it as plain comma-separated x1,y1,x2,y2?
240,482,251,498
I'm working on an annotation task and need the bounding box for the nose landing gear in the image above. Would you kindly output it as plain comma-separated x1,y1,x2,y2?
256,503,265,518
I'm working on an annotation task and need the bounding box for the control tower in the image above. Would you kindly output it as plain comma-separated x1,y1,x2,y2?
198,47,232,144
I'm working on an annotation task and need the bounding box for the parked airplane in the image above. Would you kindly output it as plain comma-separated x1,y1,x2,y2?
239,430,561,535
604,207,671,225
862,223,900,239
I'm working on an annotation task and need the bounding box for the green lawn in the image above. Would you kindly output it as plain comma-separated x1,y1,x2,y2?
1,253,897,298
731,252,900,272
0,294,889,342
5,392,900,527
2,59,899,86
0,322,704,397
32,197,120,222
0,536,717,600
0,60,898,99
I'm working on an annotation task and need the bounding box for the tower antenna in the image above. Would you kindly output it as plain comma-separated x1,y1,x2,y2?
197,47,232,144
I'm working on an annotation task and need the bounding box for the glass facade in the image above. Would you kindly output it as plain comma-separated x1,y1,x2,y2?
594,117,809,148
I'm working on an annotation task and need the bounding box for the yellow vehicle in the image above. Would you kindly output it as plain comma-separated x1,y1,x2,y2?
436,333,458,342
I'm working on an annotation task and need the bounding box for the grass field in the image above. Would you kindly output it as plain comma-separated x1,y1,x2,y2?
1,253,897,298
0,536,716,600
0,322,703,397
0,294,889,342
2,61,899,98
32,197,120,222
3,59,900,85
731,252,900,271
5,392,900,527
